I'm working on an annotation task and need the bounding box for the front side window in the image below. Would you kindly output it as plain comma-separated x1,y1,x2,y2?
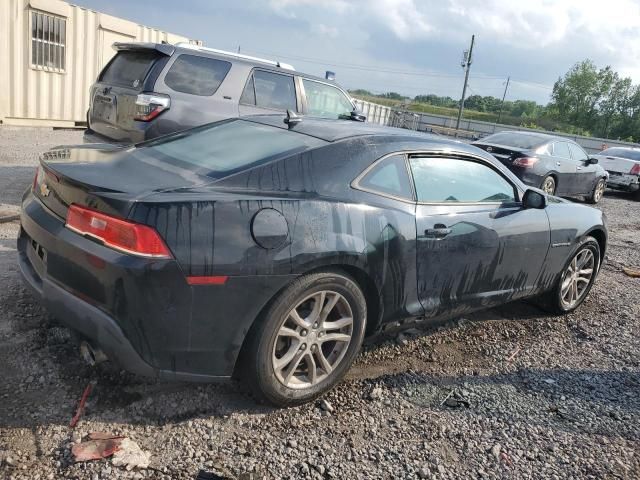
552,142,571,159
164,55,231,96
246,71,297,111
31,11,66,71
302,79,353,119
568,143,588,161
141,119,325,177
356,154,413,200
409,157,516,203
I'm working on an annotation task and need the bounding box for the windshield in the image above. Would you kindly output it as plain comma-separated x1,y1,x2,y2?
601,148,640,161
481,132,547,150
140,119,327,177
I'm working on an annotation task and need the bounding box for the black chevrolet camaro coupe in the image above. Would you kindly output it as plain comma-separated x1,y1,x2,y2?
18,116,607,406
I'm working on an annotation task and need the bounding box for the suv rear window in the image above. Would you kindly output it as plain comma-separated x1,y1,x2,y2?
100,50,160,89
164,54,231,96
141,119,326,176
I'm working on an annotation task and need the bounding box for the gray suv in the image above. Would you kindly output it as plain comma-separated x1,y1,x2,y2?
86,42,364,144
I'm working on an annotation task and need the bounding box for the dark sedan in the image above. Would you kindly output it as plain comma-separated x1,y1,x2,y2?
473,131,608,203
18,116,607,406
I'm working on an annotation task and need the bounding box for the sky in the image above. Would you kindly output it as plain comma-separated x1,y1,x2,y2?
72,0,640,105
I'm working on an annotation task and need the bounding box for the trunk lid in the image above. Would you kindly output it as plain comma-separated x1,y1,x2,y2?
34,144,211,220
592,154,639,175
88,44,172,143
472,142,529,164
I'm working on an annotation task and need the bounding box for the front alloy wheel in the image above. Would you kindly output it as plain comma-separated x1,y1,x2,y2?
542,236,600,314
242,271,366,407
587,178,606,204
560,247,595,309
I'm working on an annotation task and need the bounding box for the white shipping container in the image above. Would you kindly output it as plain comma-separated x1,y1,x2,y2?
0,0,198,127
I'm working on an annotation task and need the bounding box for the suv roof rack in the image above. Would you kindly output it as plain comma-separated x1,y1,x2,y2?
174,42,295,71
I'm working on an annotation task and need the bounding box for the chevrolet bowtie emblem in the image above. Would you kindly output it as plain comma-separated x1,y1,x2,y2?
39,182,50,197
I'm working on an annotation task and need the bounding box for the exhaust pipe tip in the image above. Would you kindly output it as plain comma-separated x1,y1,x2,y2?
80,341,107,366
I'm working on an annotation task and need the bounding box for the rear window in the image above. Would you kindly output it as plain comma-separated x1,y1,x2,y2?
481,132,547,150
140,119,326,176
164,54,231,96
100,50,160,89
601,148,640,161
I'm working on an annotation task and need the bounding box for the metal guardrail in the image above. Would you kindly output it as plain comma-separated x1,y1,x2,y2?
353,98,640,153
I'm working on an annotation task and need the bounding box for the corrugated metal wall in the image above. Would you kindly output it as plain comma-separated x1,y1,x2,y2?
0,0,194,126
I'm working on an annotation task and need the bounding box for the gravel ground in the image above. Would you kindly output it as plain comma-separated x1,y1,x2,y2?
0,127,638,480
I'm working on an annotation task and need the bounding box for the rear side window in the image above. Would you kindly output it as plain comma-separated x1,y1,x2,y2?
302,79,353,119
142,120,326,176
164,54,231,96
100,51,160,89
552,142,571,159
356,154,412,200
242,71,297,111
410,157,516,203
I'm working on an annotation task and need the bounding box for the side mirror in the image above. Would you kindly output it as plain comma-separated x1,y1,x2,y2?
523,189,547,209
587,157,598,165
342,109,366,122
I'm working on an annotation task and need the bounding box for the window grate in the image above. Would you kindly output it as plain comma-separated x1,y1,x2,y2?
30,11,66,72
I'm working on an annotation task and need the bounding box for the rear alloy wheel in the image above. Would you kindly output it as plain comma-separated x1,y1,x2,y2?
541,175,556,195
545,236,600,314
586,178,606,204
243,271,366,406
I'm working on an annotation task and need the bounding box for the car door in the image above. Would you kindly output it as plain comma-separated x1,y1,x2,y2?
409,153,551,320
568,143,598,194
238,69,301,116
550,141,577,195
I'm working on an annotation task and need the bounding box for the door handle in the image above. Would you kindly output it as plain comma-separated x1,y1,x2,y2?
425,224,452,238
576,166,582,170
556,161,561,166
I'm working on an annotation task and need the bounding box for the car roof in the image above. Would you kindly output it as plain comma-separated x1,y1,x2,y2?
241,115,485,153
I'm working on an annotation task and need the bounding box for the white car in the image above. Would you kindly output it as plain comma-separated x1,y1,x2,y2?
591,147,640,195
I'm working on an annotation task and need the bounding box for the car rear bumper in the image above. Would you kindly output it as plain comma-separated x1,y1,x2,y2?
605,171,639,191
18,191,298,380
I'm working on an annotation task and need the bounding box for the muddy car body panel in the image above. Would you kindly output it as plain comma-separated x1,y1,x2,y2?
18,117,608,380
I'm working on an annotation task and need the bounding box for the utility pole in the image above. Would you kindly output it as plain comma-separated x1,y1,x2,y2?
455,34,475,131
496,76,510,126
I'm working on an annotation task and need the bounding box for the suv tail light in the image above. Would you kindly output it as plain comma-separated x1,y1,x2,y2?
134,93,170,121
66,204,172,258
630,163,640,175
513,156,539,168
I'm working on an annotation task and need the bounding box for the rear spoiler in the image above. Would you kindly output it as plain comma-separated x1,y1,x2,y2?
112,42,175,56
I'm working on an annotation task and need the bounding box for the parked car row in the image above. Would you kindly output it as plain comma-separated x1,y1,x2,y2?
19,40,635,407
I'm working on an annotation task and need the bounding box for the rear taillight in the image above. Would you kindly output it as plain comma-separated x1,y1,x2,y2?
65,204,172,258
134,93,170,121
513,156,539,168
630,163,640,175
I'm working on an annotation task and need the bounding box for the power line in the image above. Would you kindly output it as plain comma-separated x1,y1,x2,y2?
243,47,556,91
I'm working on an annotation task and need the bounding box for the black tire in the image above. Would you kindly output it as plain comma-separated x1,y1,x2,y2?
241,270,367,407
541,175,556,195
586,178,606,204
541,236,600,314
